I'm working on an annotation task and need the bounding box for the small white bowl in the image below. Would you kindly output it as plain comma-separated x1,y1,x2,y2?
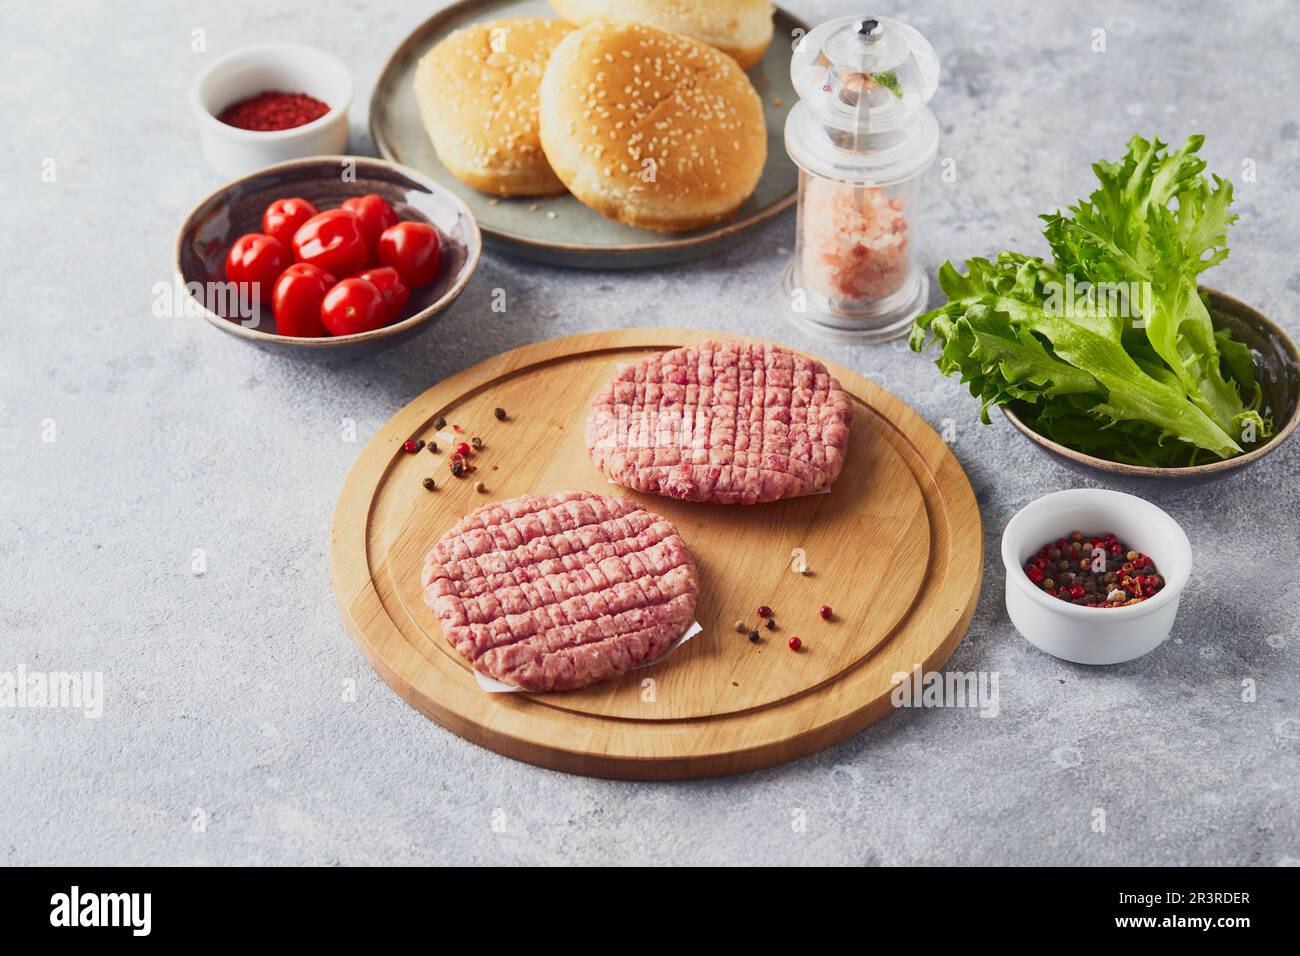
1001,489,1192,665
190,43,352,178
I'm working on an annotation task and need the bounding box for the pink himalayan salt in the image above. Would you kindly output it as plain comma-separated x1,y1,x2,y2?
800,178,909,301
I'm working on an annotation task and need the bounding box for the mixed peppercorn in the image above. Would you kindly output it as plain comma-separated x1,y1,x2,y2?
407,407,508,491
733,601,833,651
1025,530,1163,607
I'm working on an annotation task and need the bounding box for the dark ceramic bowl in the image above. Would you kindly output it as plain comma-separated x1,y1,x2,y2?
174,155,481,354
1002,288,1300,482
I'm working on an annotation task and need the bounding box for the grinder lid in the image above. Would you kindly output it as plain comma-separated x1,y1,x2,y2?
790,14,940,134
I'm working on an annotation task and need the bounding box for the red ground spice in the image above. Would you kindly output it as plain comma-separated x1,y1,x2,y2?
216,90,330,131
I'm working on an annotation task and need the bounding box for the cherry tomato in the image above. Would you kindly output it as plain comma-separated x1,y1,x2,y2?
341,194,399,259
292,209,368,277
356,267,410,323
262,197,318,249
320,277,388,336
378,221,442,288
225,232,289,304
271,263,336,338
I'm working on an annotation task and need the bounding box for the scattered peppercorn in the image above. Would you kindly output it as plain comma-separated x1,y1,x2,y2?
470,436,483,451
734,620,747,634
415,439,425,451
819,604,833,620
450,458,466,478
455,441,472,457
402,439,418,454
756,605,772,618
788,636,802,651
494,407,507,421
765,618,777,630
748,630,760,643
428,442,438,454
422,477,436,491
433,416,446,429
474,481,487,493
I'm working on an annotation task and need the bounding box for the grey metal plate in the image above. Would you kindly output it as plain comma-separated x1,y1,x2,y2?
370,0,804,268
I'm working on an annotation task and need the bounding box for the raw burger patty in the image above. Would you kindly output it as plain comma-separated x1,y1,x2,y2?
421,490,698,692
586,341,853,504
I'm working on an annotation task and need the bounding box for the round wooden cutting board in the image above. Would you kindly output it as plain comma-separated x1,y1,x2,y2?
331,330,982,779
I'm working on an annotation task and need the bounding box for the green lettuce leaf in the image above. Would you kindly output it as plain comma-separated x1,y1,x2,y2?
1043,134,1265,442
912,134,1268,463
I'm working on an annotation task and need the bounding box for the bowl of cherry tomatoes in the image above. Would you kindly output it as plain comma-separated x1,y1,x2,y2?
174,155,481,353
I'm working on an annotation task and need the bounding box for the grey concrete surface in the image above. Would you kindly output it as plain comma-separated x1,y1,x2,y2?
1,0,1297,866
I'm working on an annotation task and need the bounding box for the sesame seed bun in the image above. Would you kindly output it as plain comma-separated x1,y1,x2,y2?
549,0,774,70
413,18,573,197
538,21,767,233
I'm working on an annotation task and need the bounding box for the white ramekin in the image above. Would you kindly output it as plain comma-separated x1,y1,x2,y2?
1001,489,1192,664
189,43,352,178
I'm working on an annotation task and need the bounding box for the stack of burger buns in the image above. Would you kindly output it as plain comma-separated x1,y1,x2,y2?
413,1,773,233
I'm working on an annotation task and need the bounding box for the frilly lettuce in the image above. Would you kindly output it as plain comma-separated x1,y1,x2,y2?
911,134,1269,466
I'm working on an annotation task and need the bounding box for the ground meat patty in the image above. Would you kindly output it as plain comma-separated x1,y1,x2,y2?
586,341,853,504
421,490,698,692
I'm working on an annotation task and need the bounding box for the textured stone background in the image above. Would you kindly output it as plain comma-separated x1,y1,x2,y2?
1,0,1297,865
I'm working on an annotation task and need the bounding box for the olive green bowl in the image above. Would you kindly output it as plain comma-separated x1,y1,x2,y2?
1002,288,1300,481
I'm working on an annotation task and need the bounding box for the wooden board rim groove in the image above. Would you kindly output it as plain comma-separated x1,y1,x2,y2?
330,329,983,779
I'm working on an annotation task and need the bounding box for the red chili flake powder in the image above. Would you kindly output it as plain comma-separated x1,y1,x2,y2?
216,90,330,132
